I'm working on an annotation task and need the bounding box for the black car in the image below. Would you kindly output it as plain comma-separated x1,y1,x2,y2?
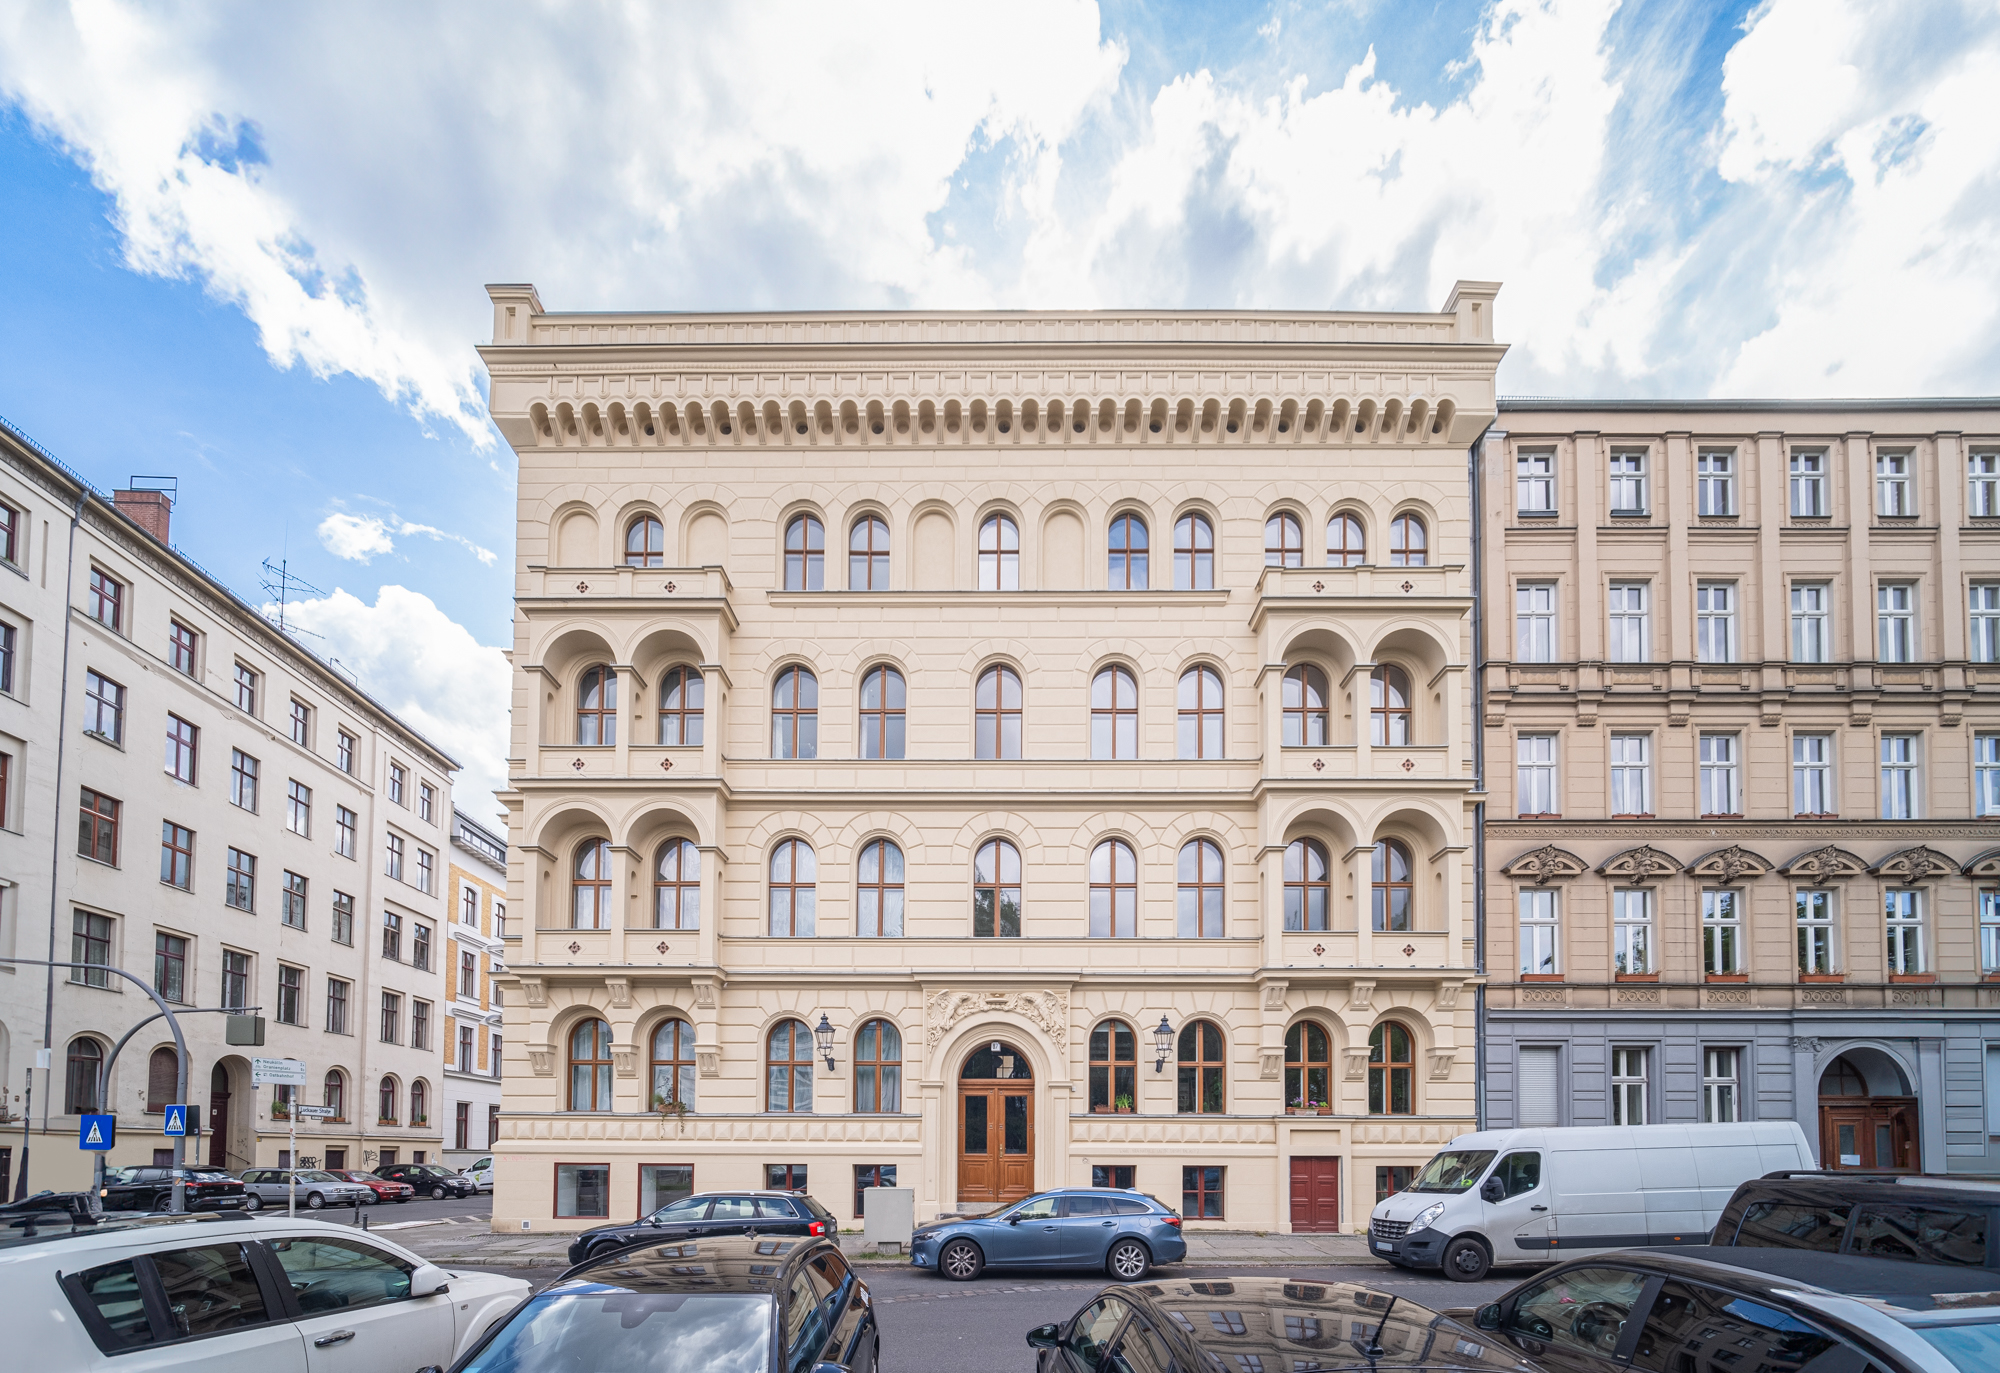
566,1188,839,1266
98,1165,246,1212
373,1162,477,1199
1465,1246,2000,1373
1711,1169,2000,1269
450,1233,877,1373
1029,1275,1528,1373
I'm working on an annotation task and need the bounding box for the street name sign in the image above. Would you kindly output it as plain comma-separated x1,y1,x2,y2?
79,1114,115,1150
162,1104,188,1136
251,1057,307,1086
293,1105,336,1120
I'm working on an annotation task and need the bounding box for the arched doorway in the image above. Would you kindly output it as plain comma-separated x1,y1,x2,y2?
1819,1049,1917,1171
207,1062,231,1169
958,1040,1034,1206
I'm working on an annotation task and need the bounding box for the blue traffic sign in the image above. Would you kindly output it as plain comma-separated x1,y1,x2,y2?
162,1105,188,1137
79,1114,115,1150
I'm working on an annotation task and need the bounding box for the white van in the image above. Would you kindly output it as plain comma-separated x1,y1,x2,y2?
1366,1121,1814,1281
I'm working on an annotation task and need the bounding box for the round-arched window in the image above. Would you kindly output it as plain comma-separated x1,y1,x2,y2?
378,1075,398,1124
569,1019,613,1112
577,666,617,746
975,666,1022,760
855,1019,902,1113
1090,838,1138,938
625,516,665,567
1177,1020,1225,1114
1177,838,1225,938
1284,838,1331,932
1177,666,1224,759
1089,1021,1136,1111
849,515,889,590
1327,513,1365,566
1372,839,1413,932
1369,1022,1414,1115
1282,664,1328,747
654,838,700,930
1264,512,1304,566
1389,514,1427,567
658,666,704,747
974,838,1022,937
1370,665,1411,746
64,1037,104,1115
572,839,612,930
1090,666,1138,759
785,515,825,590
768,839,816,937
772,666,818,759
859,666,906,760
979,515,1019,590
767,1019,814,1112
857,838,905,937
651,1018,695,1111
1287,1022,1332,1112
1108,513,1149,589
1175,513,1214,589
409,1079,429,1126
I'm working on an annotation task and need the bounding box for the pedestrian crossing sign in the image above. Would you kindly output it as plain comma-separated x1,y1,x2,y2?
163,1105,187,1137
79,1114,115,1150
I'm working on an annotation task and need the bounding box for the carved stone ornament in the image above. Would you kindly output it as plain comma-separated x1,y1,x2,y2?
925,987,1070,1052
1261,981,1289,1012
1501,844,1588,886
1259,1050,1284,1081
695,1049,721,1079
1780,845,1868,885
1342,1048,1370,1082
519,977,548,1008
1962,847,2000,879
692,980,719,1009
527,1045,555,1076
605,977,632,1009
1348,981,1376,1013
1687,845,1773,885
1436,980,1464,1011
1874,845,1956,885
612,1047,638,1077
1787,1036,1823,1054
1598,845,1683,880
1428,1050,1456,1081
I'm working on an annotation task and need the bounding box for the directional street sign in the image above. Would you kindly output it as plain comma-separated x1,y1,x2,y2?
162,1104,188,1136
293,1105,335,1120
79,1114,115,1150
251,1057,307,1086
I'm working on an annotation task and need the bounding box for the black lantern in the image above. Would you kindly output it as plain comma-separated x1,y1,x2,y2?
815,1014,836,1071
1153,1015,1174,1073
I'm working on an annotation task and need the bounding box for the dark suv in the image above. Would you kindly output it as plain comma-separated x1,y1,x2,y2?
1711,1170,2000,1269
566,1188,839,1266
99,1166,246,1212
372,1161,476,1199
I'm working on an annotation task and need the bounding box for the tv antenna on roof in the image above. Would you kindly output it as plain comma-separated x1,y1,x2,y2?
260,558,326,639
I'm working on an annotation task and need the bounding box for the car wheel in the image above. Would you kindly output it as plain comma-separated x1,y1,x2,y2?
1105,1238,1151,1281
432,1185,449,1200
242,1193,263,1212
1442,1236,1491,1282
939,1238,984,1282
306,1192,325,1210
150,1192,171,1212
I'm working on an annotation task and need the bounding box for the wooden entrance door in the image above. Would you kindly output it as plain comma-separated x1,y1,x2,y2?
1821,1098,1917,1171
1290,1157,1341,1233
957,1039,1035,1205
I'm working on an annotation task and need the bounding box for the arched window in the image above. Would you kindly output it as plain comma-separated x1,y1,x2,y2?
1369,1022,1414,1114
1284,838,1331,932
572,839,612,930
772,666,818,759
784,514,825,591
768,838,816,936
1177,838,1225,938
1287,1022,1332,1112
857,839,905,937
378,1075,398,1124
569,1018,613,1111
855,1019,902,1112
654,838,700,930
1327,513,1365,566
849,514,889,590
1174,513,1214,589
767,1019,814,1113
577,666,617,746
1177,1020,1224,1114
859,666,905,760
651,1018,695,1111
1282,664,1329,747
1389,514,1427,566
625,516,665,567
979,515,1019,590
974,665,1022,760
1090,665,1138,759
658,666,704,747
147,1045,178,1112
409,1079,428,1126
1089,1020,1136,1112
1108,513,1149,589
974,838,1022,937
1090,838,1138,938
1372,839,1413,932
323,1069,346,1121
1264,512,1304,567
1370,665,1411,746
65,1037,103,1114
1177,665,1224,758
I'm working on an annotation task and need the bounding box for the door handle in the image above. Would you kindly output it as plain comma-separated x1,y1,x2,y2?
1531,1205,1548,1212
313,1329,357,1347
1100,1220,1114,1227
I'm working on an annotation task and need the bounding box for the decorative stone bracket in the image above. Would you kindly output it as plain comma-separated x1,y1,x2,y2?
1436,980,1464,1011
1348,981,1375,1013
605,977,632,1009
1259,1050,1283,1080
527,1045,555,1076
696,1050,721,1079
1428,1050,1455,1080
519,977,547,1008
1261,981,1289,1011
693,979,719,1009
1343,1048,1369,1081
612,1047,638,1077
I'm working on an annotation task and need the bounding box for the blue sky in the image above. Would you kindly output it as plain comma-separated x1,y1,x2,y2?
2,0,1997,808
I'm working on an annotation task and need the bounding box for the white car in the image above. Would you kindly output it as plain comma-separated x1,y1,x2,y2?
5,1210,527,1372
462,1157,494,1193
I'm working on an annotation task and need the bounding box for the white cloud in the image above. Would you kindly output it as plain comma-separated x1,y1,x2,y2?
318,509,497,566
276,585,510,820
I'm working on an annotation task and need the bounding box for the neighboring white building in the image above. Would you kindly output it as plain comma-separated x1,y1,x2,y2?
445,807,507,1169
0,418,457,1193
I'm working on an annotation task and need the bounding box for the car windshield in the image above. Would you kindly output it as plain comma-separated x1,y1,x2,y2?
1917,1320,2000,1371
462,1288,772,1373
1410,1150,1498,1193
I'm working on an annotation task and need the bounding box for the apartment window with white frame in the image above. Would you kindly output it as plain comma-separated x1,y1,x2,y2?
1700,733,1741,816
1977,734,2000,817
1878,583,1916,661
1980,889,2000,974
1612,889,1654,975
1793,733,1835,816
1797,890,1836,976
1702,890,1743,975
1880,733,1920,819
1608,582,1650,662
1610,733,1652,816
1970,584,1999,663
1697,449,1736,516
1791,583,1830,662
1608,451,1648,514
1517,734,1558,816
1877,452,1913,516
1696,582,1737,662
1790,450,1827,516
1972,452,2000,517
1611,1048,1648,1125
1885,889,1925,976
1519,889,1559,977
1702,1048,1740,1123
1517,451,1555,515
1516,583,1556,662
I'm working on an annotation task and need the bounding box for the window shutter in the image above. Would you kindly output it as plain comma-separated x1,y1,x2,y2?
1517,1047,1560,1127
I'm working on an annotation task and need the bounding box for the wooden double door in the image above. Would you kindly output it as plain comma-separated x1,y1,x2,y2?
1821,1097,1918,1171
957,1084,1034,1204
1289,1157,1341,1233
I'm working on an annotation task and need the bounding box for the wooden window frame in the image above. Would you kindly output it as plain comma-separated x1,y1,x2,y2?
973,837,1021,938
784,515,825,591
855,838,904,938
625,515,665,567
1264,512,1304,566
572,839,612,930
1090,665,1138,760
1088,1019,1136,1113
1285,1021,1333,1113
576,666,618,747
1281,664,1328,747
1327,512,1365,566
1284,838,1331,932
978,514,1019,590
853,1018,902,1113
1108,513,1149,590
568,1018,614,1112
766,1019,814,1113
768,838,815,937
771,666,818,759
848,514,889,591
1177,665,1224,759
88,567,123,631
974,665,1022,760
654,837,700,930
1089,838,1138,938
1368,1021,1415,1115
1177,1019,1226,1114
650,1017,695,1111
857,665,905,760
1176,838,1225,938
1370,664,1412,746
1174,512,1214,589
658,666,704,747
1388,514,1427,566
1371,839,1413,933
78,787,120,864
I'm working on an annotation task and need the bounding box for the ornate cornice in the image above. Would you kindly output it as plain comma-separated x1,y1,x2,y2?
1598,844,1684,880
1686,845,1774,884
1501,844,1589,885
1781,845,1870,884
1873,845,1959,885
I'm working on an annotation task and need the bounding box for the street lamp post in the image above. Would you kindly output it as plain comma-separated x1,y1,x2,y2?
93,1006,258,1212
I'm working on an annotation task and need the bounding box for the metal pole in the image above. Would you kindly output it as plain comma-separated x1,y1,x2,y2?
94,1007,253,1214
288,1106,297,1217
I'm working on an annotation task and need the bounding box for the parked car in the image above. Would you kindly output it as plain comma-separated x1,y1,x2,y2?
1029,1275,1518,1373
1710,1170,2000,1269
1369,1121,1816,1281
457,1234,876,1373
1465,1246,2000,1373
373,1161,477,1199
5,1212,527,1372
327,1168,416,1204
236,1167,375,1212
564,1188,839,1266
462,1156,494,1193
99,1164,247,1212
911,1188,1187,1282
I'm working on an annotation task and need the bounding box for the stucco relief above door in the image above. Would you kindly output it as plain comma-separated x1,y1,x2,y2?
925,988,1069,1052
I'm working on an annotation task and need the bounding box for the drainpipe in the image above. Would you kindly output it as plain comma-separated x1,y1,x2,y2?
1468,422,1493,1132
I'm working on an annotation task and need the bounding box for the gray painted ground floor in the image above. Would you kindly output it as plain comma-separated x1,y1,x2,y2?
1481,1009,2000,1174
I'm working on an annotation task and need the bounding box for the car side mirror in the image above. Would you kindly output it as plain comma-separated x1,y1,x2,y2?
1027,1323,1063,1349
1475,1303,1502,1331
409,1264,451,1298
1480,1177,1505,1204
1009,1215,1022,1225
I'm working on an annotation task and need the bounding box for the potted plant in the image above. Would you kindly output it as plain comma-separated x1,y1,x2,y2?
654,1092,690,1135
1287,1098,1328,1115
1114,1094,1134,1114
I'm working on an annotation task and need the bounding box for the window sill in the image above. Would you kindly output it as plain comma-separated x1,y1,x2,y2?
1519,974,1565,983
1090,1106,1136,1115
1516,813,1562,820
1794,813,1841,820
1610,814,1656,821
1285,1108,1333,1116
1700,814,1745,820
1696,513,1740,521
1888,973,1937,984
1614,973,1660,983
1608,511,1652,520
1704,974,1749,984
1515,510,1559,520
1798,974,1846,983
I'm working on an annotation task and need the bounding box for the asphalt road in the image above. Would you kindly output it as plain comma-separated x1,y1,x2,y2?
233,1189,493,1227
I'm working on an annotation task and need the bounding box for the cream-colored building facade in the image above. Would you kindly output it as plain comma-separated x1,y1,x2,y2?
482,283,1502,1233
445,807,507,1167
1479,402,2000,1172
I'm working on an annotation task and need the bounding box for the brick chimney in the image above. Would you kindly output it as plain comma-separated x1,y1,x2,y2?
113,480,174,544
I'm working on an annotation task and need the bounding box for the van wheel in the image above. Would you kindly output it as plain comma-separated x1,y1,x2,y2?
1442,1237,1490,1282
